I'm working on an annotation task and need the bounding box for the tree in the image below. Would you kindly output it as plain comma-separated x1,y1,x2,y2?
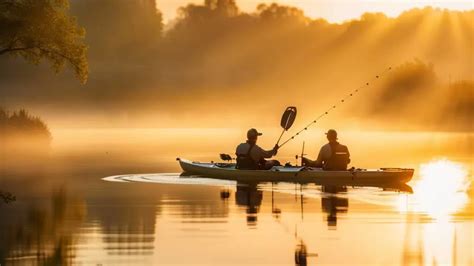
256,3,308,25
207,0,238,17
179,0,239,22
0,0,88,83
71,0,163,61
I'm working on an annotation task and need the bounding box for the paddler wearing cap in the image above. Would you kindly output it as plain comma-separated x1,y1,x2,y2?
302,129,351,170
235,128,280,170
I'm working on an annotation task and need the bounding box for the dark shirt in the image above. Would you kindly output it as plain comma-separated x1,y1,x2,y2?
235,142,276,163
312,142,351,170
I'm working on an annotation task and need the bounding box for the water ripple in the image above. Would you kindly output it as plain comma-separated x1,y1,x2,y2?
103,173,236,187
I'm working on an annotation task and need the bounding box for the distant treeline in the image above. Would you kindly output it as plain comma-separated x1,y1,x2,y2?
0,107,51,141
0,0,472,130
68,0,473,83
367,60,473,131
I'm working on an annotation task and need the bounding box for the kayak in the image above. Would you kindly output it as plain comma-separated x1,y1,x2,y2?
177,158,414,187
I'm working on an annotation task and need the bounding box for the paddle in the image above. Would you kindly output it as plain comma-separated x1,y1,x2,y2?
276,106,297,146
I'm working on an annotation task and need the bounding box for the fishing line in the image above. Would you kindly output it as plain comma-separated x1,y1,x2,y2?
279,66,392,147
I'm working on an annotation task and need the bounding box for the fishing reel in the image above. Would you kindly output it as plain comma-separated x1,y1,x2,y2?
294,141,307,167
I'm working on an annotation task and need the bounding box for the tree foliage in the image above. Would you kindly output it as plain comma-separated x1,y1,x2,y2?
0,0,88,83
0,107,51,140
257,3,308,24
72,0,162,61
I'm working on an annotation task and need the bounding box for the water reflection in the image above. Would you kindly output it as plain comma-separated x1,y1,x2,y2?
294,240,308,266
398,159,472,266
0,191,15,204
2,158,473,265
0,188,85,265
88,199,158,257
401,210,467,266
235,183,263,227
321,186,349,229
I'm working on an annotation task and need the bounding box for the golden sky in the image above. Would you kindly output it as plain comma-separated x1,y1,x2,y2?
156,0,473,23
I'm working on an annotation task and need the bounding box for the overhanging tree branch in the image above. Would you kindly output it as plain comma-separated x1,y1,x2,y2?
0,46,32,55
0,45,84,74
0,0,88,83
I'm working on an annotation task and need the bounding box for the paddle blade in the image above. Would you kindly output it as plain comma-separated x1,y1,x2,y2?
280,106,297,130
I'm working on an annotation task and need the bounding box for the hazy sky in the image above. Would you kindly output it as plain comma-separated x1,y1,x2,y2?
156,0,473,23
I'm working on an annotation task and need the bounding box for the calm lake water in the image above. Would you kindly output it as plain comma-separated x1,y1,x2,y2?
1,129,473,265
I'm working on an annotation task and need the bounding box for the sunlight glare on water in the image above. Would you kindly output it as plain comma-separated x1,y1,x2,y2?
398,159,470,220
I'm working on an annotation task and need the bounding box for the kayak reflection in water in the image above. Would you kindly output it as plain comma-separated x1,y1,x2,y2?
235,128,280,170
321,186,349,229
302,129,351,170
235,183,262,226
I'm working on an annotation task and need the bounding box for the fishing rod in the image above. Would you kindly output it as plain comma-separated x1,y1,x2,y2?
278,67,392,148
294,141,306,166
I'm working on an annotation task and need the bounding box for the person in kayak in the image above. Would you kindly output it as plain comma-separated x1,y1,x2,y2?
302,129,351,170
236,128,280,170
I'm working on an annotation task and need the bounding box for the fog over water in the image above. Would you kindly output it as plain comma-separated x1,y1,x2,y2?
0,1,473,265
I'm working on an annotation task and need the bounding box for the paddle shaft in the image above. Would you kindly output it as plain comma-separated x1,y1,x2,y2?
276,128,285,146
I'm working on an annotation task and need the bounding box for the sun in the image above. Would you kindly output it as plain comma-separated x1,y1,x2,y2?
418,159,470,193
398,159,470,220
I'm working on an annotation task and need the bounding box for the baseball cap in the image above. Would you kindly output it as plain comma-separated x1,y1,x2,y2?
247,128,262,138
325,129,338,138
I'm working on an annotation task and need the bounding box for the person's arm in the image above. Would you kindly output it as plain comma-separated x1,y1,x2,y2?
302,147,323,167
301,157,315,166
314,147,325,167
259,145,276,159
